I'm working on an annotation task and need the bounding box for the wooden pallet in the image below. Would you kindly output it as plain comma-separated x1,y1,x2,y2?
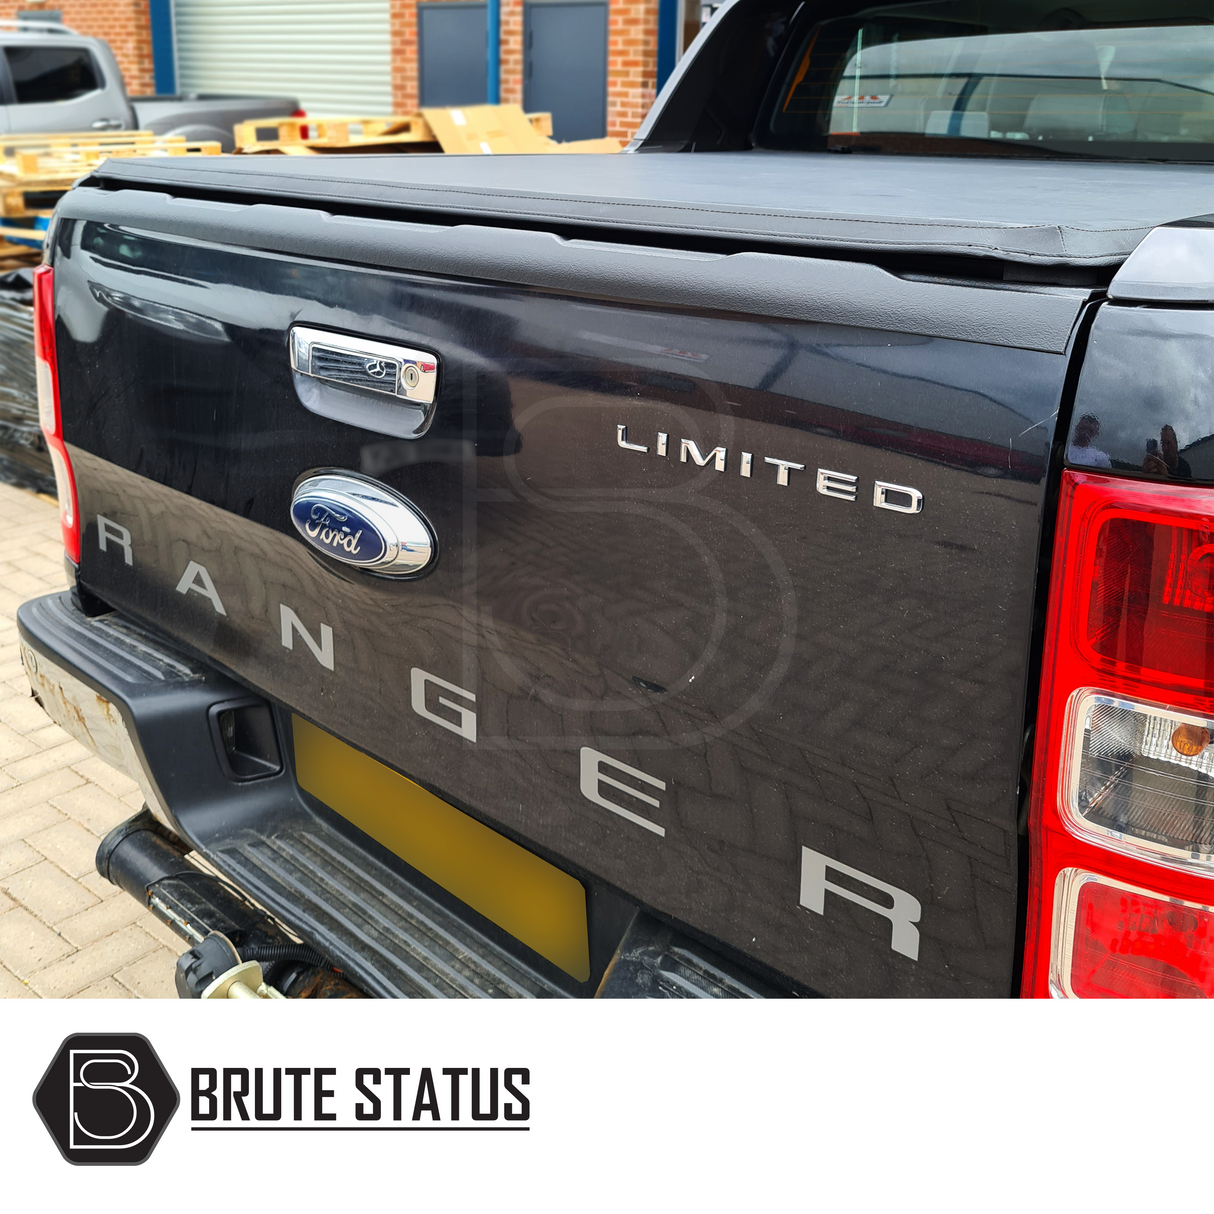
2,130,219,161
0,182,75,219
0,132,222,217
1,129,166,151
0,208,46,264
234,106,618,156
233,114,439,154
0,239,40,265
0,222,43,243
2,130,221,164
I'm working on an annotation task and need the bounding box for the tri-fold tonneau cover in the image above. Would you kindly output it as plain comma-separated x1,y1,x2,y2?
90,150,1214,265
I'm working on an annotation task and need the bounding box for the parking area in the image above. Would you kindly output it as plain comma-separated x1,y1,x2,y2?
0,482,178,998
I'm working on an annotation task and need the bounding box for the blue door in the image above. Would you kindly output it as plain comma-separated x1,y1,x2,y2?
419,2,488,107
523,1,608,140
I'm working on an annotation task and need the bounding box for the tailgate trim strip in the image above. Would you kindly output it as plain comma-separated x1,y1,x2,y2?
60,186,1088,353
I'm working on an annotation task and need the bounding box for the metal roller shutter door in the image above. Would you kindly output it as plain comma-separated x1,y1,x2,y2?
173,0,392,116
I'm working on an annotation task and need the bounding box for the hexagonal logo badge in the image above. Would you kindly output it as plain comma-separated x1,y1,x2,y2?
33,1033,179,1165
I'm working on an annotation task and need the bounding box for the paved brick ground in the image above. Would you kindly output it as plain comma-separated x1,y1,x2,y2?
0,482,179,999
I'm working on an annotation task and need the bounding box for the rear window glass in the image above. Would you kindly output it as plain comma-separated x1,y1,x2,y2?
759,1,1214,161
5,45,100,104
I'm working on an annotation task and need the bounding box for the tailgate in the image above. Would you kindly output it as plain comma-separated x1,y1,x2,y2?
50,183,1085,996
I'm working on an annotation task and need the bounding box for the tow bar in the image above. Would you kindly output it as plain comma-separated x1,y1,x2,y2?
97,808,364,999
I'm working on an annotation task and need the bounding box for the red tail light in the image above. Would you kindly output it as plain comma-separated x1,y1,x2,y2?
1023,470,1214,997
32,264,79,563
1053,871,1214,999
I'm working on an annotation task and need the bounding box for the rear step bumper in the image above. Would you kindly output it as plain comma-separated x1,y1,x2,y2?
17,590,773,999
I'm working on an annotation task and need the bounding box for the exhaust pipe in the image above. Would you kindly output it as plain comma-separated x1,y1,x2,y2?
97,809,364,998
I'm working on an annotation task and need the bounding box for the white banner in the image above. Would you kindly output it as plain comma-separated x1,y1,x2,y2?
0,999,1203,1209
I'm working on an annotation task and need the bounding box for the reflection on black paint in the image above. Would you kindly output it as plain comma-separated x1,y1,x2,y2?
54,217,1074,997
1069,307,1214,481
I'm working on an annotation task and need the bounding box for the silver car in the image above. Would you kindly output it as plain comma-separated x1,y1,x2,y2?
0,21,131,135
0,19,297,149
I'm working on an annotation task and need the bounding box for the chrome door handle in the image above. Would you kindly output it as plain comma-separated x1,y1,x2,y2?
289,327,439,406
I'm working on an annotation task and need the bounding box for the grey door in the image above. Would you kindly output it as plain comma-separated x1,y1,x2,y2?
418,2,487,108
524,1,607,140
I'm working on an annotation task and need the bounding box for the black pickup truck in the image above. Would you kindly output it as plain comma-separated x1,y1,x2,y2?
16,0,1214,999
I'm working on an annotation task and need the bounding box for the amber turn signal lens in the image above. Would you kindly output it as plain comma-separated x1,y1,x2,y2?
1171,723,1210,758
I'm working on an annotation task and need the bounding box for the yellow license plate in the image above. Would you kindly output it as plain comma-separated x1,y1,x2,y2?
292,715,589,981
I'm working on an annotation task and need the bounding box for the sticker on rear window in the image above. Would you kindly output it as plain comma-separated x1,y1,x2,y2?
833,94,891,107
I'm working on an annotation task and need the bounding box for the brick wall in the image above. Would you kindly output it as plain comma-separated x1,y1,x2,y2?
499,0,523,108
606,0,658,143
387,0,418,114
390,0,657,142
0,0,155,97
1,0,657,142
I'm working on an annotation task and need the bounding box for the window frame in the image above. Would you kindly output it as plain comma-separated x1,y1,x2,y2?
750,6,1214,164
0,46,16,106
3,41,105,106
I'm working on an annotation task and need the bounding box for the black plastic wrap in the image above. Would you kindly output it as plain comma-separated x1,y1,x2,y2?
0,269,54,495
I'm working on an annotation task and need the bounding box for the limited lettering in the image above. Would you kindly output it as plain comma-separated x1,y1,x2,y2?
765,456,806,487
816,469,858,501
615,425,922,511
873,481,925,514
681,439,727,472
616,424,648,453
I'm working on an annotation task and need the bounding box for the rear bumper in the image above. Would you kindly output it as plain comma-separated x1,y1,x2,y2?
17,590,775,999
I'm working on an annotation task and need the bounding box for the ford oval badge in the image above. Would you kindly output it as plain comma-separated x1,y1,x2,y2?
290,472,435,577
